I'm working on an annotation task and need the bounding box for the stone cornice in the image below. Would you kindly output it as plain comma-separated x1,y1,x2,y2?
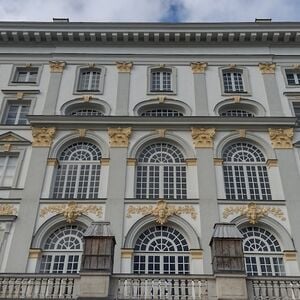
27,116,297,130
0,21,299,44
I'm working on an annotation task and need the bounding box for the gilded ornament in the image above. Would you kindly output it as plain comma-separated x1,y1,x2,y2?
158,95,166,103
259,63,276,74
83,95,92,102
77,128,87,138
127,158,137,166
237,129,246,138
185,158,197,166
47,158,58,166
40,201,103,223
190,62,207,74
269,128,294,149
0,204,17,216
49,61,66,73
156,129,166,137
127,200,197,225
223,202,286,224
2,144,11,152
16,92,24,100
233,96,241,103
191,128,216,148
32,127,56,147
108,127,132,147
116,62,133,73
213,158,223,166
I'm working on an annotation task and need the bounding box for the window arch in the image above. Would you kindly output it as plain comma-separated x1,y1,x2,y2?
241,227,285,276
136,143,187,199
222,142,271,200
52,141,102,199
133,225,189,274
39,224,86,274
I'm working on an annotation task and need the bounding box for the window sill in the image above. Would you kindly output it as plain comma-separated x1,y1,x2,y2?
73,90,103,95
217,199,286,205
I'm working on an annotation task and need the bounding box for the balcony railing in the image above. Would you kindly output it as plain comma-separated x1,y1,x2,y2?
247,277,300,300
111,274,215,300
0,274,79,299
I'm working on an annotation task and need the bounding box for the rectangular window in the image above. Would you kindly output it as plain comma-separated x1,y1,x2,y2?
150,70,172,92
0,155,18,187
13,67,38,83
78,69,101,91
286,71,300,85
293,103,300,126
3,103,30,125
223,71,245,93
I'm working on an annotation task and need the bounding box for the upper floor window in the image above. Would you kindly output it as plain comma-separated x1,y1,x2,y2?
133,225,189,274
52,141,102,199
241,227,285,276
39,224,85,274
292,102,300,126
222,142,272,200
0,154,18,187
286,70,300,85
140,108,183,117
70,109,104,117
13,67,38,84
148,66,176,94
136,143,186,199
222,70,245,93
3,102,30,125
75,66,105,94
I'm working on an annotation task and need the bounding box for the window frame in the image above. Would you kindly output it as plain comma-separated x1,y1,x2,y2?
9,65,42,86
147,66,177,95
282,67,300,87
219,66,251,96
73,65,106,95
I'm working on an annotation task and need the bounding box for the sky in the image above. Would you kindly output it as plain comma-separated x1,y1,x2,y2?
0,0,299,23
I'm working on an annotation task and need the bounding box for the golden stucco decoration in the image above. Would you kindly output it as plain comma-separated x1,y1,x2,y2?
32,127,56,147
269,128,294,149
223,203,286,224
190,62,208,74
127,200,197,225
191,128,216,148
40,201,103,223
116,62,133,73
0,204,17,216
49,61,66,73
258,63,276,74
108,127,132,147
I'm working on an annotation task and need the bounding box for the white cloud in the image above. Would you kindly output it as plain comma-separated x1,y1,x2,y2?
0,0,298,22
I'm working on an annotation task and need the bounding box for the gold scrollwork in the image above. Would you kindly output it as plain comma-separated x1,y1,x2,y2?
32,127,56,147
49,61,66,73
191,128,216,148
190,62,207,74
258,63,276,74
269,128,294,149
0,204,17,216
40,201,103,223
108,127,132,147
116,62,133,73
223,203,286,224
127,200,197,225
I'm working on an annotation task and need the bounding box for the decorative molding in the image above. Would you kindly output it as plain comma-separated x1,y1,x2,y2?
233,96,241,103
28,248,42,259
156,128,166,138
32,127,56,147
47,158,59,166
0,204,17,216
157,95,166,103
49,61,66,73
229,64,237,69
108,127,132,147
121,248,134,258
266,159,278,168
40,201,103,224
116,62,133,73
223,202,286,224
77,128,87,138
126,200,197,225
16,92,24,100
190,249,203,259
259,62,276,74
100,158,110,166
2,144,11,152
214,158,224,166
127,158,137,166
185,158,197,166
283,251,297,261
292,64,300,70
269,128,294,149
191,128,216,148
83,95,92,102
237,129,246,138
190,62,207,74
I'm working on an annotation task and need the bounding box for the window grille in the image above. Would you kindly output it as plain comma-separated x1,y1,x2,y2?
13,67,38,83
4,103,30,125
0,154,18,187
71,109,104,116
78,69,101,91
150,70,172,92
220,109,254,117
140,108,183,117
223,71,245,93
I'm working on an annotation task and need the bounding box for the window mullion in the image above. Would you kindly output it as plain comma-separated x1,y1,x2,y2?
159,165,164,198
15,105,22,125
160,72,163,90
244,165,251,199
74,165,81,198
88,72,93,90
230,73,235,92
62,164,69,198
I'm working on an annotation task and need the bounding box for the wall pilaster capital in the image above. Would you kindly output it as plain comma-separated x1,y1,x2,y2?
259,62,276,74
269,128,294,149
191,128,216,148
108,127,132,147
49,61,66,73
116,61,133,73
32,127,56,147
190,62,208,74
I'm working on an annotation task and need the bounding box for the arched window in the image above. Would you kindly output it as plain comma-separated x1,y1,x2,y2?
241,227,285,276
133,225,189,274
140,108,183,117
222,69,245,93
63,102,107,117
136,143,187,199
52,141,102,199
222,142,271,200
70,109,104,116
220,109,254,117
39,224,85,274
